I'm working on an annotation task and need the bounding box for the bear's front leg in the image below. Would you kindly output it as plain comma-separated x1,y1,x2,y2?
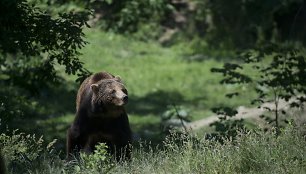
66,125,82,160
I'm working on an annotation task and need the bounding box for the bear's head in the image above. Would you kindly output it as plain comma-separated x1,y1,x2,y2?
90,76,128,110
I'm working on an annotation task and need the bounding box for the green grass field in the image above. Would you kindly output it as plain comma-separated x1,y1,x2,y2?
2,27,306,174
2,126,305,174
29,28,259,147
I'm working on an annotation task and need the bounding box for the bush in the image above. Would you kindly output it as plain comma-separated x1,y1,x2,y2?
70,143,114,174
0,0,91,126
211,43,306,135
93,0,173,34
0,130,59,173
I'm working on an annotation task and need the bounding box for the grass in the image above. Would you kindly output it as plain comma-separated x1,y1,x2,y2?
1,125,305,174
76,29,253,115
113,128,306,174
7,27,259,149
2,28,306,174
77,29,225,118
76,28,256,117
14,27,259,147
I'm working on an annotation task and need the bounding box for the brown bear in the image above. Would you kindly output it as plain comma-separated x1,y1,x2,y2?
66,71,132,161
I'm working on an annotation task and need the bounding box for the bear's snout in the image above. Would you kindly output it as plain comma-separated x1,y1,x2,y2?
123,95,128,103
114,90,128,106
118,94,128,105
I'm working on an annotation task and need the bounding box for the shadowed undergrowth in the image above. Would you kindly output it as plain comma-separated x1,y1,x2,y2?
1,126,305,174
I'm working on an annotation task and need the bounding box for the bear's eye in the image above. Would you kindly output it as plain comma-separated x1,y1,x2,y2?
122,89,128,94
111,89,116,94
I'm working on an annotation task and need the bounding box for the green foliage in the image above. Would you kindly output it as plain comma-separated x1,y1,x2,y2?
101,125,306,173
0,130,58,173
72,143,114,174
0,88,30,125
93,0,173,33
196,0,306,49
29,0,91,14
28,0,306,49
209,106,245,141
211,43,306,134
0,0,90,76
0,0,91,124
1,126,305,173
0,131,112,173
161,105,191,133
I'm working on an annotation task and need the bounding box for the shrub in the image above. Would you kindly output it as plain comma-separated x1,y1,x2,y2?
0,130,59,173
71,143,114,174
211,43,306,135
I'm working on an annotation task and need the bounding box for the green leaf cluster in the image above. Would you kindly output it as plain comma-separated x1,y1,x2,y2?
211,43,306,135
0,0,91,123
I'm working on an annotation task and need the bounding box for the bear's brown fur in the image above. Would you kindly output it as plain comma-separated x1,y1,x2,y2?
66,71,132,161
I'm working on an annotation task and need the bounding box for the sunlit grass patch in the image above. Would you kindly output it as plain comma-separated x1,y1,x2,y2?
26,28,259,148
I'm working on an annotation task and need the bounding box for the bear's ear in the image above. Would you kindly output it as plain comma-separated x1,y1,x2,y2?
90,84,99,93
114,75,122,83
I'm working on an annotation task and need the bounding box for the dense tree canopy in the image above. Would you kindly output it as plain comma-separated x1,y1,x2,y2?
0,0,90,124
85,0,306,48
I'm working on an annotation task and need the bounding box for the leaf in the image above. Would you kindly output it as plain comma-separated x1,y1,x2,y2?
281,110,286,115
212,107,238,117
225,92,239,98
259,115,265,118
290,102,300,108
263,107,271,111
177,110,188,118
0,74,10,80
